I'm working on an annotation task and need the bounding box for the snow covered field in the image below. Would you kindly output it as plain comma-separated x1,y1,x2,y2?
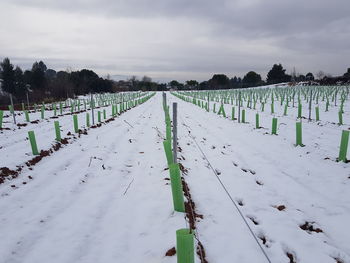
0,89,349,263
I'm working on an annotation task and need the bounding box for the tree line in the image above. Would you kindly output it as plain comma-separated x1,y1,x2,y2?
1,57,348,105
0,58,170,105
0,58,114,105
169,64,317,90
171,65,350,90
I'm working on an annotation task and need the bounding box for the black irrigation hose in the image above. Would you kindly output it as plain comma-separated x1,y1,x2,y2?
178,112,273,263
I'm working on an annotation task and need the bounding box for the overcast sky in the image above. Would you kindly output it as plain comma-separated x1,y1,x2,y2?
0,0,349,82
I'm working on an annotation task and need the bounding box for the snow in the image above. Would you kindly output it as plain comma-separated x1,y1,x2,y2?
0,89,350,263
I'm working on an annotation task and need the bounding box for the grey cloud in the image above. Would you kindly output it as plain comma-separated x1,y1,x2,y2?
1,0,349,81
6,0,350,35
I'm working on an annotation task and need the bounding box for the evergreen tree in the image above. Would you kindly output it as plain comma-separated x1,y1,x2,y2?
14,66,25,96
306,72,314,81
242,71,262,88
0,58,15,93
209,74,229,89
267,64,291,84
186,80,199,89
30,61,47,90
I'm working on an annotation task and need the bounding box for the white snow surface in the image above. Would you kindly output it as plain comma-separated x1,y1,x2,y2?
0,92,349,263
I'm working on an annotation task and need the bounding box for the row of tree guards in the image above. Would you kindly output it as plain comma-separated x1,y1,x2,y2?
0,91,143,126
26,93,155,156
171,90,349,163
162,93,195,263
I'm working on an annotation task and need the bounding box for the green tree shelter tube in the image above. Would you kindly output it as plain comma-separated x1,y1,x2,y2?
298,103,302,118
28,131,39,155
296,122,304,147
217,104,226,117
86,113,90,127
283,104,288,116
255,113,259,129
338,111,343,125
41,105,45,119
338,130,349,162
169,163,185,212
54,121,61,141
24,110,30,122
73,115,79,133
176,229,194,263
0,110,3,128
163,140,173,166
241,109,246,123
272,117,278,135
166,121,171,141
315,106,320,121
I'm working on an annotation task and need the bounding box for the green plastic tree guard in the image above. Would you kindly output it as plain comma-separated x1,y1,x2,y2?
8,105,14,114
283,104,288,116
218,104,226,117
315,106,320,121
256,113,259,129
272,117,278,135
103,109,106,119
169,163,185,212
296,122,304,146
271,103,274,114
28,131,39,155
24,110,30,122
176,229,194,263
41,105,45,119
231,107,235,120
73,115,79,133
116,104,119,115
298,103,302,118
98,111,101,122
166,123,172,141
53,104,57,116
261,102,265,112
241,109,246,123
213,103,216,113
54,121,61,141
325,100,329,112
86,113,90,127
338,111,343,125
0,110,3,128
163,140,173,165
59,102,63,115
338,130,349,162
